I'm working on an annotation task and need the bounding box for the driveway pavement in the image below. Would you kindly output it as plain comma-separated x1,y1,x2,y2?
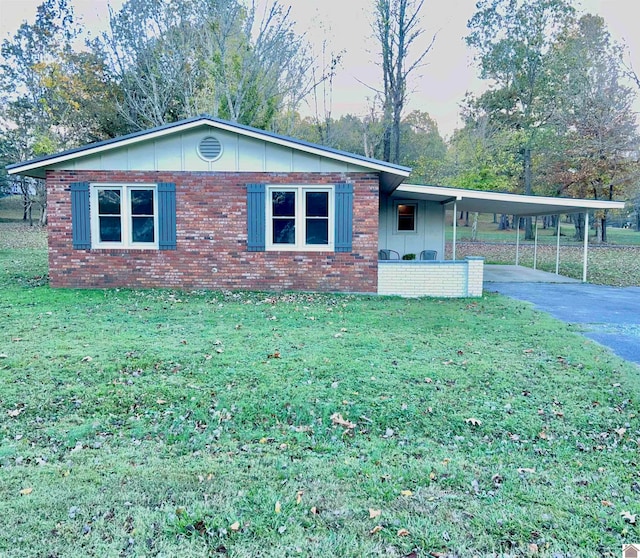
485,282,640,365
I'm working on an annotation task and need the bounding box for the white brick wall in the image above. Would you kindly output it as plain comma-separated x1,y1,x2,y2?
378,257,484,298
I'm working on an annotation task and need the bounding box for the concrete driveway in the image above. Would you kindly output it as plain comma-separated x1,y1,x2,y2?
485,281,640,365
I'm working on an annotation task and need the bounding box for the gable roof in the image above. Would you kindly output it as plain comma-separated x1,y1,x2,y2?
6,115,411,192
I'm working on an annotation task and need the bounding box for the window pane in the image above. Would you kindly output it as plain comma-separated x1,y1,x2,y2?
273,219,295,244
306,192,328,217
99,216,121,242
306,219,328,244
131,190,154,215
132,217,154,242
397,204,416,231
98,190,121,215
272,191,295,217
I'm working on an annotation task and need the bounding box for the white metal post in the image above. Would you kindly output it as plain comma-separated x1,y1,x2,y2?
582,212,589,282
515,216,520,266
533,216,539,270
452,201,457,261
555,215,561,275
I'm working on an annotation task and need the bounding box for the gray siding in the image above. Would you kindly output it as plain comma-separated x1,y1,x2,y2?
378,193,445,259
51,126,372,175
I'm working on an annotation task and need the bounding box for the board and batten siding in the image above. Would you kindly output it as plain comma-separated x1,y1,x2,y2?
50,126,371,175
378,192,445,259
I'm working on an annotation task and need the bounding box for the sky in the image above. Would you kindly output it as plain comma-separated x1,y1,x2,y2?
1,0,639,139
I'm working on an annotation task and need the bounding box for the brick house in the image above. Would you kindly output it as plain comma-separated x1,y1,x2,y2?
7,115,624,296
7,116,411,293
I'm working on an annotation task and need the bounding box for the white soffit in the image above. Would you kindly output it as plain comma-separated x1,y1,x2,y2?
397,184,626,216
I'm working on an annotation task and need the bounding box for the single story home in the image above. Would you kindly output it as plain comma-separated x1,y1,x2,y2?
6,115,624,297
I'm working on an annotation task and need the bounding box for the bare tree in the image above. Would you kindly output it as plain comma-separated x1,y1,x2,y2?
372,0,435,164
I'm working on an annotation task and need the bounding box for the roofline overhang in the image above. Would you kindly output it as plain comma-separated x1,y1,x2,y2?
6,115,411,182
396,184,626,216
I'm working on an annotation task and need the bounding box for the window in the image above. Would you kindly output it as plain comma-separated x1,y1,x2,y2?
396,203,417,232
266,186,333,250
90,184,158,249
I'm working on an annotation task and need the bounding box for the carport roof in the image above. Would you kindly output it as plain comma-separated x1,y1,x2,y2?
397,184,625,216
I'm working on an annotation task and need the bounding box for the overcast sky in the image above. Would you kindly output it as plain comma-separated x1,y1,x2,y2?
1,0,638,138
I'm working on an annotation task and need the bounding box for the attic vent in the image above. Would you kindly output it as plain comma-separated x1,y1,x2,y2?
198,136,223,161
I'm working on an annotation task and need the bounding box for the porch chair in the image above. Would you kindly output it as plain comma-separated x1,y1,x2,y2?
378,249,400,260
419,249,437,261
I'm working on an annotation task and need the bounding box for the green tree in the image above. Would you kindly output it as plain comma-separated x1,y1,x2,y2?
547,14,638,242
466,0,575,238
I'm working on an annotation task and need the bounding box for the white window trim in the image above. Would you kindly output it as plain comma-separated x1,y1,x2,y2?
90,183,159,249
394,200,418,234
266,185,334,251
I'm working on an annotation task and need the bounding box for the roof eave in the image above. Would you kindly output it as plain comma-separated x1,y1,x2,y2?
6,116,411,181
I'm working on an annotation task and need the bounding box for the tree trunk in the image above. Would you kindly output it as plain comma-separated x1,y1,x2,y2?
471,212,478,241
39,203,48,226
573,213,585,241
498,214,510,230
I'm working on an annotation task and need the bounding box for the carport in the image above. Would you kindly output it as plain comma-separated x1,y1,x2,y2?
396,184,626,282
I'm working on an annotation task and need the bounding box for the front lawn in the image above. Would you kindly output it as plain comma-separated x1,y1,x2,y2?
1,229,639,557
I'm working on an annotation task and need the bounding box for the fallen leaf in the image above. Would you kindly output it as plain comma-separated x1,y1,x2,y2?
601,500,613,507
156,399,166,405
517,468,536,474
369,508,381,519
19,487,33,496
397,528,410,537
465,417,482,426
267,351,281,359
11,338,22,342
296,491,303,505
310,506,318,515
424,377,433,383
215,348,223,354
275,501,281,514
230,521,240,531
529,543,539,554
330,413,356,429
400,490,413,497
523,348,534,354
81,356,93,362
538,430,548,440
621,511,637,524
370,525,383,535
7,408,22,418
615,427,627,438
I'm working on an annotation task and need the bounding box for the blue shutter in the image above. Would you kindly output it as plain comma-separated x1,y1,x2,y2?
247,183,266,252
70,182,91,249
158,182,177,250
334,183,353,253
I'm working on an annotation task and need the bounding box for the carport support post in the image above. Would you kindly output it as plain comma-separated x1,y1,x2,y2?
555,215,561,275
583,212,589,282
452,200,457,260
515,217,520,266
533,216,539,270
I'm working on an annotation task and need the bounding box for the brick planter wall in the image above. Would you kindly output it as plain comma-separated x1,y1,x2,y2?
377,257,484,297
46,170,379,292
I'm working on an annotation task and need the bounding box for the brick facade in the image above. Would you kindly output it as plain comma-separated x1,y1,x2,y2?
46,170,379,292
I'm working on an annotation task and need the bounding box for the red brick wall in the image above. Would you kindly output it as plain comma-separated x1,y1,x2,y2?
46,170,379,292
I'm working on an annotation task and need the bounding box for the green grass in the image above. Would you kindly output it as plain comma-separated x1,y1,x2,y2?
446,212,640,246
446,213,640,286
1,213,640,557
